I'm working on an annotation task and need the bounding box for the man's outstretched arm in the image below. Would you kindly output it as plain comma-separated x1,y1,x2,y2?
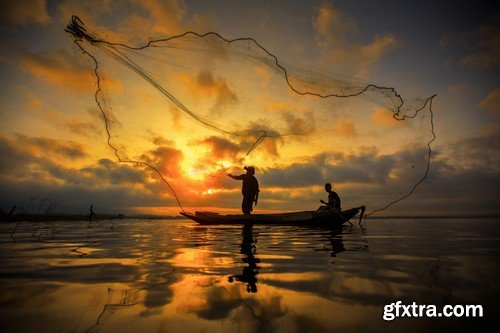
227,174,245,180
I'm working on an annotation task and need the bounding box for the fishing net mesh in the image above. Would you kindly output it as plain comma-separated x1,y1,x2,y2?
66,16,436,215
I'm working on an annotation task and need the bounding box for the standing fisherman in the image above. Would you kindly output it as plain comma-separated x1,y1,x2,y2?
228,166,260,215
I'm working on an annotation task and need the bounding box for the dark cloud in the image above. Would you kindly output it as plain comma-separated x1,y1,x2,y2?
476,87,500,115
1,127,499,215
262,163,324,188
252,135,500,215
0,262,141,284
0,134,88,169
0,135,32,173
80,159,146,185
197,70,238,110
193,133,282,173
188,286,243,320
180,69,238,113
60,117,101,138
36,108,102,138
0,0,51,25
326,150,396,184
445,127,500,169
282,112,316,135
458,13,500,70
151,135,175,147
0,134,174,213
399,160,500,215
197,136,241,160
179,284,287,325
440,11,500,70
260,149,400,188
0,176,169,214
17,134,88,159
245,122,283,157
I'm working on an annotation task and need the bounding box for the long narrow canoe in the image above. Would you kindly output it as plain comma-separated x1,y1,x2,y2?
180,206,365,227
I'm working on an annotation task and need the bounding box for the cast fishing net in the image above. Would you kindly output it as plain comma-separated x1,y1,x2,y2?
65,16,436,215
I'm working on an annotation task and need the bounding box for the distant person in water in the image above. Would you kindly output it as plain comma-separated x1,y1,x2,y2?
317,183,341,212
228,166,260,215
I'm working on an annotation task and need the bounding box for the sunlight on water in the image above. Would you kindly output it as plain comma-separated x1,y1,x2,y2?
1,218,498,332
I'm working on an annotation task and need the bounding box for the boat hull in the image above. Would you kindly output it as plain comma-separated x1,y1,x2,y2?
180,206,364,227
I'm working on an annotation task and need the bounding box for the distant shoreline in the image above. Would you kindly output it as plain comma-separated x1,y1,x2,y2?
364,215,500,220
0,213,185,222
1,213,499,222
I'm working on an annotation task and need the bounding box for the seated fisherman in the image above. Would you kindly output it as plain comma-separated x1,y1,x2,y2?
317,182,341,212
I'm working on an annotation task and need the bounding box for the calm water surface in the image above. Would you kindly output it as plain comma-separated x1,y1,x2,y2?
0,218,499,332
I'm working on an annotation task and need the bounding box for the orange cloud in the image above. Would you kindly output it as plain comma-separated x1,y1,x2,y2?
476,87,500,115
254,65,271,84
312,3,398,78
133,0,186,34
114,0,211,38
0,132,220,209
56,0,210,43
371,108,400,127
19,49,122,92
24,93,44,112
266,101,293,112
140,145,184,180
57,1,129,43
23,90,102,138
178,70,238,110
0,0,51,25
332,120,357,137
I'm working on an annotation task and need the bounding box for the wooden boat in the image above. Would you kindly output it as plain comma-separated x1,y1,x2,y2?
180,206,365,227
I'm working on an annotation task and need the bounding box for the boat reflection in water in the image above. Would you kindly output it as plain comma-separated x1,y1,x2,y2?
314,224,369,258
1,218,498,332
225,223,362,294
228,224,260,293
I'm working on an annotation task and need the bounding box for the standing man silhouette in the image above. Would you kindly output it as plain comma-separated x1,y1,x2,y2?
228,166,260,215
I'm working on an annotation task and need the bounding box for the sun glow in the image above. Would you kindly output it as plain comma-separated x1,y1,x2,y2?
182,164,213,182
179,152,207,181
202,188,222,196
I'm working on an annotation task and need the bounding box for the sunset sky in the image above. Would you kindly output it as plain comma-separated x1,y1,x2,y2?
0,0,498,216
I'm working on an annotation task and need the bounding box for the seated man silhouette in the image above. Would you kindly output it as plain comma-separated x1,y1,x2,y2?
317,182,341,213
